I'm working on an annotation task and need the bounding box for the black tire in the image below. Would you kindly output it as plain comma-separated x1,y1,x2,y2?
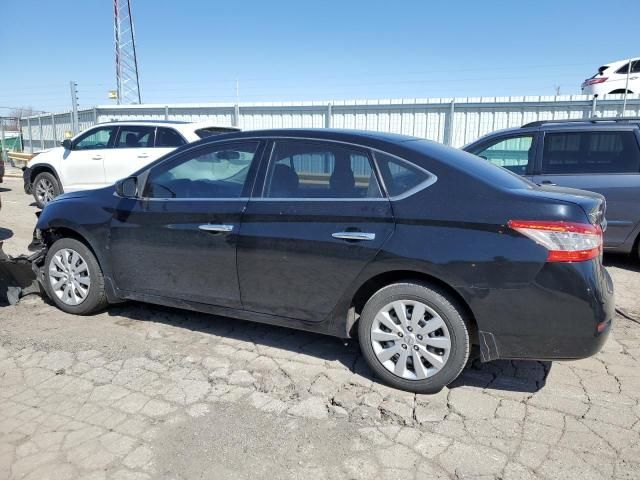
43,238,108,315
358,282,470,394
33,172,61,209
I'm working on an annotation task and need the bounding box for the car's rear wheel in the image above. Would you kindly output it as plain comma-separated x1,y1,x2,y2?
358,282,470,393
43,238,108,315
33,172,61,208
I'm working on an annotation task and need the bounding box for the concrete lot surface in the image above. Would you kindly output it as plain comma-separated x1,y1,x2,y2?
1,177,639,479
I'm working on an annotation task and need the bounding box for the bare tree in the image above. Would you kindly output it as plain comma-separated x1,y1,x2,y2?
5,107,36,131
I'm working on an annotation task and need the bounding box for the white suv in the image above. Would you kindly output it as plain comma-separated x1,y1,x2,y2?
582,58,640,97
23,120,240,207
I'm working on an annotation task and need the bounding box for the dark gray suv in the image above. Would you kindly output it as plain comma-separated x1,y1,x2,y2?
465,118,640,255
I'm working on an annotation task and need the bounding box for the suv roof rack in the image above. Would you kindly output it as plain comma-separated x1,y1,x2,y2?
522,117,640,128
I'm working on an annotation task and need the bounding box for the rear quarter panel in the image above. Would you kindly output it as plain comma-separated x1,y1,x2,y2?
340,142,600,338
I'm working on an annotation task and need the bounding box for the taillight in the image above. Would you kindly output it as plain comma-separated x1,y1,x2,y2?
584,77,608,86
508,220,603,262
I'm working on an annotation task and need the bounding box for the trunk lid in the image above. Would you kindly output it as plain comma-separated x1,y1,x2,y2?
532,184,606,228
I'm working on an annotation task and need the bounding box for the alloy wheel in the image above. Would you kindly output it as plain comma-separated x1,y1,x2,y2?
48,248,91,306
35,178,56,205
370,300,451,380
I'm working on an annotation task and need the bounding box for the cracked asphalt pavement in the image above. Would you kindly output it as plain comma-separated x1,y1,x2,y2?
1,177,639,479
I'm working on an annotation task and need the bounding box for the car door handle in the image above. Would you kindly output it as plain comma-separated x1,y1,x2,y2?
540,180,557,186
137,154,149,158
198,224,234,233
332,231,376,241
91,155,103,160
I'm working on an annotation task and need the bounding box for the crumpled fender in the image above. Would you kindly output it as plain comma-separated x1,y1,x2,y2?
0,243,45,305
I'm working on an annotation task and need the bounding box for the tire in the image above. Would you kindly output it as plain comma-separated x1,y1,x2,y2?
33,172,61,208
358,282,470,394
43,238,108,315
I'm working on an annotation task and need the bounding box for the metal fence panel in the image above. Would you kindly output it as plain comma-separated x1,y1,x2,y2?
19,94,640,153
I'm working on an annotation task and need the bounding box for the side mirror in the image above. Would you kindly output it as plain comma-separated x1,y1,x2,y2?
61,139,73,150
479,155,488,161
115,176,138,198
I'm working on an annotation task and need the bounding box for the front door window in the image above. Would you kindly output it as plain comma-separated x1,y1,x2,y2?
73,127,117,150
473,135,534,175
144,142,260,199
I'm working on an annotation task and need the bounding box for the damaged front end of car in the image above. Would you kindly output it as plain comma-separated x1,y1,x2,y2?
0,207,49,305
0,239,46,305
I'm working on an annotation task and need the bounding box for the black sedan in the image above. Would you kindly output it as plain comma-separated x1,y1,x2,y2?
30,129,613,393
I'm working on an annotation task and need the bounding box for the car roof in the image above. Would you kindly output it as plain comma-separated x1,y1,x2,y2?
521,117,640,128
465,118,640,148
96,120,240,130
98,120,191,125
194,128,420,147
601,58,639,70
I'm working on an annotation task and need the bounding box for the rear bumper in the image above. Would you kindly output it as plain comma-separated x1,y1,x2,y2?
464,259,614,362
22,167,32,193
581,83,610,97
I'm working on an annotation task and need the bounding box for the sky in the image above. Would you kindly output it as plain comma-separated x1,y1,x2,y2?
0,0,638,114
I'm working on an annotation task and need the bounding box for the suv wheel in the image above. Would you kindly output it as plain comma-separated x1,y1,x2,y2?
358,282,470,393
33,172,61,208
43,238,108,315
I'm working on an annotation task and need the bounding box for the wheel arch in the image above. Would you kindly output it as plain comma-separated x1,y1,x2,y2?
41,225,119,302
608,89,635,94
346,269,478,342
29,164,63,191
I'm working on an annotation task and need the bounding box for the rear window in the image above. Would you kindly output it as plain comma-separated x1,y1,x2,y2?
407,139,534,190
542,131,640,174
195,127,241,139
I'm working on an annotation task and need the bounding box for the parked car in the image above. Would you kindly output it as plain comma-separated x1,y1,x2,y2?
23,120,240,208
464,117,640,255
581,58,639,96
30,129,613,393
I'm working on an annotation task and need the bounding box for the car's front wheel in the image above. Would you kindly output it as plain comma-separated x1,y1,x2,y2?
43,238,108,315
358,282,470,393
33,172,61,208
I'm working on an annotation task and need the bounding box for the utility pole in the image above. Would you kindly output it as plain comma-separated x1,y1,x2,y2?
70,81,79,134
622,59,632,117
233,80,241,128
0,118,5,162
114,0,142,104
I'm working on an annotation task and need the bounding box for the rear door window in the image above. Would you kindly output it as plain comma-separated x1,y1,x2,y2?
263,140,382,199
541,131,640,174
114,126,155,149
615,60,640,74
155,127,186,147
472,135,534,175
